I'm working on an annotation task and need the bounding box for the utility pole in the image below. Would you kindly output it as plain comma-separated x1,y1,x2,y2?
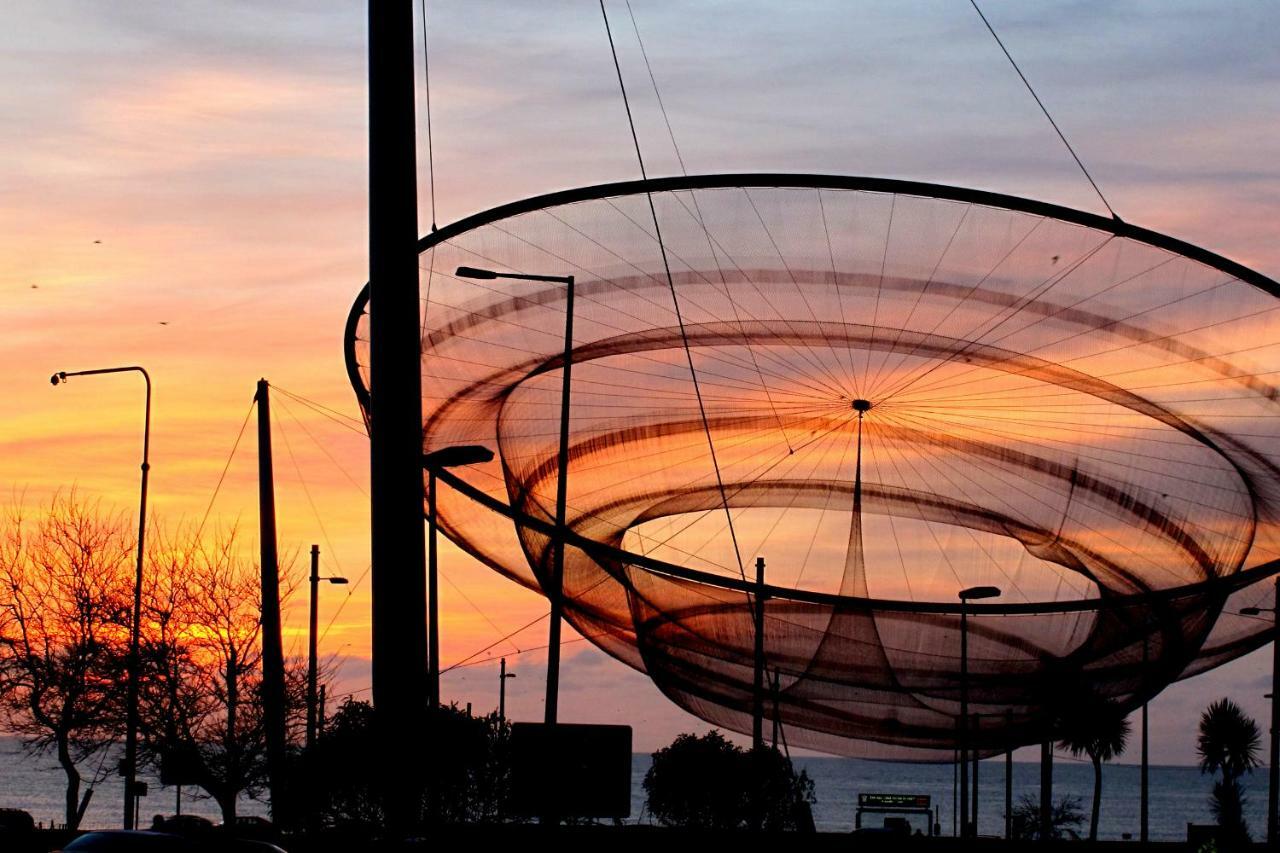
1141,633,1149,844
307,544,320,752
368,0,428,831
752,556,767,751
499,658,516,720
1040,740,1052,842
1270,574,1279,847
305,546,347,750
256,379,288,825
771,669,781,749
1005,711,1013,841
971,714,979,834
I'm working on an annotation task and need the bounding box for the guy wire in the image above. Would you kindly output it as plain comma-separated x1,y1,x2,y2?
599,0,747,581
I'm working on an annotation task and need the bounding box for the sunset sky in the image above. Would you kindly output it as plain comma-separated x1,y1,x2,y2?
3,0,1279,764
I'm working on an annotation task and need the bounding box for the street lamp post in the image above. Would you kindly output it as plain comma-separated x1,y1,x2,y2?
499,657,516,720
456,265,575,725
422,444,496,708
958,584,1001,839
1242,592,1279,846
307,544,347,752
51,366,151,830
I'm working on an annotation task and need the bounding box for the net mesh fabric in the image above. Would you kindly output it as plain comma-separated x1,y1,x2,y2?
349,177,1280,759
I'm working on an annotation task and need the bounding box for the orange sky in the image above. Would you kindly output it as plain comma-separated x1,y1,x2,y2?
2,1,1279,760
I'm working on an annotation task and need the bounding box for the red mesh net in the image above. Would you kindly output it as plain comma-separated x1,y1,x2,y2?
348,176,1280,759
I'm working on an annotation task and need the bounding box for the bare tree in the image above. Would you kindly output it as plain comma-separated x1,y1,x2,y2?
137,525,305,825
0,494,133,829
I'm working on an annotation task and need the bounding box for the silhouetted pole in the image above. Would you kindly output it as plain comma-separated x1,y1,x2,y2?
308,545,347,754
1271,577,1279,849
753,556,767,750
1005,742,1013,839
308,545,320,751
771,669,781,748
959,609,969,837
1241,597,1280,845
305,541,340,843
50,366,151,830
957,586,999,838
368,0,428,832
546,276,575,728
971,714,979,834
1259,578,1280,847
1141,633,1149,844
255,379,288,824
427,470,439,708
422,445,494,712
305,544,319,836
318,685,327,734
499,658,515,720
952,746,959,836
453,266,573,726
1040,740,1052,842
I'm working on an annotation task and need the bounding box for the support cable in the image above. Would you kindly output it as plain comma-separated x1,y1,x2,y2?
600,0,747,580
623,0,792,451
967,0,1119,220
419,0,437,231
193,399,256,544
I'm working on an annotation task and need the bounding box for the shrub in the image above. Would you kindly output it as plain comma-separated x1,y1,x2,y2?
642,730,814,830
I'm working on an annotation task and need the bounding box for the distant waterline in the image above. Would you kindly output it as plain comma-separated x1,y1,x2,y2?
0,738,1264,841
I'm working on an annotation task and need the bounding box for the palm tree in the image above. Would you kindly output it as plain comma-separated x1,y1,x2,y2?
1197,697,1262,844
1057,695,1130,841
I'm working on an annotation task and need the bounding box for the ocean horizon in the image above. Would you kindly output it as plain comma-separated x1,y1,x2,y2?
0,736,1265,842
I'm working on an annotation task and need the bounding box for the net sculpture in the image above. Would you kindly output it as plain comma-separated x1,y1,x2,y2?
347,175,1280,759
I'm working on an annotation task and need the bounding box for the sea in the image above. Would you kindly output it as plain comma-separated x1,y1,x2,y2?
0,737,1265,842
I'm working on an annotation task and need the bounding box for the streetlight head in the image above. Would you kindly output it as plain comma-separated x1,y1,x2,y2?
1241,607,1263,616
328,577,349,585
423,444,495,469
456,266,499,280
959,585,1001,601
50,372,66,386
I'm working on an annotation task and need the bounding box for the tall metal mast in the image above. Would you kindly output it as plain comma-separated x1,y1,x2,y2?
368,0,428,829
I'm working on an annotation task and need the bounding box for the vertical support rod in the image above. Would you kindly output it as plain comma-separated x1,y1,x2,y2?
499,657,508,720
752,556,767,750
256,380,288,824
1040,739,1052,842
368,0,427,831
972,714,979,834
307,544,320,753
1141,633,1149,844
428,470,439,709
319,685,327,735
771,669,780,749
953,746,958,837
544,276,575,725
305,545,320,840
960,604,969,838
1005,709,1013,841
123,371,151,829
1270,573,1279,846
1005,742,1013,840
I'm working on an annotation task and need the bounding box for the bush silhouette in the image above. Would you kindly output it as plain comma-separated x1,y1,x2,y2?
643,730,814,830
